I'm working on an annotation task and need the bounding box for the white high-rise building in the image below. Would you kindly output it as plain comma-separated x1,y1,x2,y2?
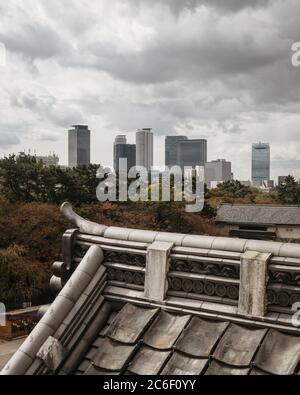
136,129,153,171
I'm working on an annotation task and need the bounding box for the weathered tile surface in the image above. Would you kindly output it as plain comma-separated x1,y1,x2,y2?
128,346,171,375
143,311,191,350
254,329,300,375
213,324,267,367
175,317,229,358
106,304,159,344
162,352,208,375
205,361,250,376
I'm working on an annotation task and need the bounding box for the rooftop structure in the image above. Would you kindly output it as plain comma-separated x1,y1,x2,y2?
2,203,300,375
216,204,300,240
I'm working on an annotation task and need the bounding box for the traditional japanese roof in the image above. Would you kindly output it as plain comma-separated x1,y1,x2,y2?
216,204,300,227
2,203,300,376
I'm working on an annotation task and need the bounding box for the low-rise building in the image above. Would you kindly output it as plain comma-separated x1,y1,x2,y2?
0,306,40,340
216,204,300,240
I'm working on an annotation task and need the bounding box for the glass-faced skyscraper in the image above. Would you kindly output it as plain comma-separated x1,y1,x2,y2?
165,136,187,168
252,142,270,182
68,125,91,168
177,139,208,169
114,135,136,173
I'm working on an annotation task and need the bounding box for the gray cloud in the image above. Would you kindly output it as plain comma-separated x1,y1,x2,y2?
0,133,20,147
125,0,271,14
0,0,299,180
0,23,67,60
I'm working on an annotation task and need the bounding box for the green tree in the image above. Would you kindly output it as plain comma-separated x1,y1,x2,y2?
0,155,103,206
277,175,300,205
217,180,253,200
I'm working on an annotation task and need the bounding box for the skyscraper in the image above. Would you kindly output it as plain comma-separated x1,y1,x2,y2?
68,125,91,168
177,139,207,169
136,129,153,170
252,142,270,182
114,135,136,172
165,136,187,168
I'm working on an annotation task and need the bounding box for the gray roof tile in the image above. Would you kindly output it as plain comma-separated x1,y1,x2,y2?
161,352,208,375
249,368,270,375
213,324,267,367
128,346,171,375
205,361,250,375
92,338,136,372
106,304,159,344
216,204,300,226
254,329,300,375
143,311,191,350
84,364,119,375
175,317,229,358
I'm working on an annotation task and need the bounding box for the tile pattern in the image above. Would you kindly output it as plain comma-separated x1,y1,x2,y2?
75,303,300,376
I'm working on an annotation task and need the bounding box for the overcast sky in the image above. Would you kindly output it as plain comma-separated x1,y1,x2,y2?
0,0,300,180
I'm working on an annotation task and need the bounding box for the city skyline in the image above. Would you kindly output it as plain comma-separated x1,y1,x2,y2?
4,127,300,184
0,1,300,181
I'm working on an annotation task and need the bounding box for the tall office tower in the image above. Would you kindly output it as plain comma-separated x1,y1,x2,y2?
136,129,154,170
252,142,270,182
205,159,232,188
114,135,127,171
68,125,91,168
114,135,136,172
165,136,188,168
177,139,207,170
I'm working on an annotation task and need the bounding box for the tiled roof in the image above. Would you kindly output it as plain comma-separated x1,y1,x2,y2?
69,304,300,375
2,203,300,376
216,204,300,226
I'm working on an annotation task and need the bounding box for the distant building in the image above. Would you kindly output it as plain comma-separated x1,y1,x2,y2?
177,139,207,170
136,129,153,171
35,154,59,167
68,125,91,168
240,181,252,187
252,142,270,182
239,180,274,190
205,159,232,188
216,204,300,240
165,136,187,168
278,176,288,186
113,135,136,173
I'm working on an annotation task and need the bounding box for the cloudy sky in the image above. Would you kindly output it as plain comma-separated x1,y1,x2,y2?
0,0,300,180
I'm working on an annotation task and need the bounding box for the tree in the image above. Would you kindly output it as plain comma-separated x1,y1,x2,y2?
201,184,217,218
217,180,253,199
0,155,103,206
0,245,47,310
277,175,300,205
